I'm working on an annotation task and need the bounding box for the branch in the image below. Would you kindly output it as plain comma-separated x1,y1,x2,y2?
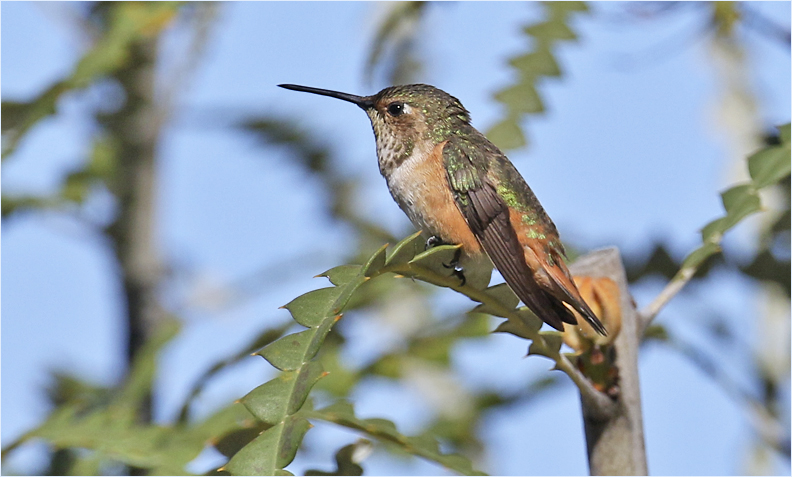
639,123,791,334
222,241,486,476
569,248,648,476
638,263,696,333
386,256,616,417
302,402,484,476
222,236,638,475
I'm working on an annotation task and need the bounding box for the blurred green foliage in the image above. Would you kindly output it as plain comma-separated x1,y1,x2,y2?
2,2,789,475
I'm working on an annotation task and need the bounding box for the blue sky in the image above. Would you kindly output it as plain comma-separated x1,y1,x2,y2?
2,2,790,475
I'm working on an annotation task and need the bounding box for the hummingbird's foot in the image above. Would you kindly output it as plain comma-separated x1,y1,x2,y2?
442,247,467,286
425,235,444,250
449,266,467,287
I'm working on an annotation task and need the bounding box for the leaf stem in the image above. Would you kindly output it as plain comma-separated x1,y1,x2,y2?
638,265,696,334
302,406,484,476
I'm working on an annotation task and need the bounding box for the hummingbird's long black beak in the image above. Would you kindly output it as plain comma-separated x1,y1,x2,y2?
278,84,374,109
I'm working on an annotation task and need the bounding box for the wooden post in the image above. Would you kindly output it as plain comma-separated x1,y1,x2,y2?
570,248,648,475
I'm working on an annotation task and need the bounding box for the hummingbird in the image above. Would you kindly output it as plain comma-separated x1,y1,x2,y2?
279,83,606,335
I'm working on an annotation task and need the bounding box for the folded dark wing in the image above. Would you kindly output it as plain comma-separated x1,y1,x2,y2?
443,136,578,331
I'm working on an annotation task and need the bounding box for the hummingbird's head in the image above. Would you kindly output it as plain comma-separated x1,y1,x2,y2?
279,83,472,172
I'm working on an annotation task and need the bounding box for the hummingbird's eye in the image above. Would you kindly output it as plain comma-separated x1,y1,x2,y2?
386,102,405,117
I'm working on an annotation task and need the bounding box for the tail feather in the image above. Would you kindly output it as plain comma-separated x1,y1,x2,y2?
541,254,608,335
520,244,607,335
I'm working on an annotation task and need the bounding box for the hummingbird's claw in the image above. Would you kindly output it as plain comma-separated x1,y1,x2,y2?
427,237,467,286
425,235,443,250
451,266,467,287
442,247,467,286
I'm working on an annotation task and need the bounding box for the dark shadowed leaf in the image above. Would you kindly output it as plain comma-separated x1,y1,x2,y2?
305,401,485,476
742,249,791,295
624,244,680,282
305,441,370,476
494,318,534,340
215,424,271,459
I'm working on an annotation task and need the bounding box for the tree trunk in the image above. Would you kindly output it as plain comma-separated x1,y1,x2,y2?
104,35,164,425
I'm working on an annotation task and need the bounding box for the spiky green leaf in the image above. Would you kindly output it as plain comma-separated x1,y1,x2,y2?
721,184,761,216
284,287,344,328
487,2,587,151
494,319,528,339
486,116,526,151
523,20,577,42
516,307,544,332
226,242,410,473
680,242,722,271
748,145,791,189
494,82,544,114
241,363,325,425
256,329,317,371
472,283,520,316
363,243,389,277
385,231,425,266
508,48,561,78
701,185,762,242
528,331,564,358
318,265,362,286
224,417,311,476
408,244,462,276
